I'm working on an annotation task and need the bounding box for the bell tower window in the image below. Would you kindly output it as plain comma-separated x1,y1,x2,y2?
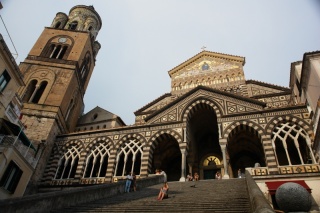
24,80,48,104
49,45,68,59
80,54,91,83
42,37,71,60
68,21,78,30
54,22,61,29
22,79,37,102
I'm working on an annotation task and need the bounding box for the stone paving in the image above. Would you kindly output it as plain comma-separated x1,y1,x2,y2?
51,178,251,213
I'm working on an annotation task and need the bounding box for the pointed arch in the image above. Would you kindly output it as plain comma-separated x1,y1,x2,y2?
114,134,146,177
223,120,264,140
225,122,265,177
147,130,182,181
181,98,222,122
267,116,315,167
54,140,84,180
83,139,112,178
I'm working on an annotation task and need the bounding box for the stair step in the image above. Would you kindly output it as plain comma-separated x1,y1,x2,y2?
51,179,252,213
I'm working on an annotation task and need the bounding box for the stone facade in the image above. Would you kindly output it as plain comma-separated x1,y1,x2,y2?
13,4,320,209
39,50,319,185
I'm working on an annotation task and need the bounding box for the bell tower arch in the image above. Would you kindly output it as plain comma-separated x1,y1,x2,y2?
17,5,102,189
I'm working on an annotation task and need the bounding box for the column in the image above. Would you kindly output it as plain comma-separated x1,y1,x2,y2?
179,149,187,182
221,145,229,179
28,84,40,102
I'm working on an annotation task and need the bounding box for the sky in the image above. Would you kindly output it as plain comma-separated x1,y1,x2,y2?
1,0,320,125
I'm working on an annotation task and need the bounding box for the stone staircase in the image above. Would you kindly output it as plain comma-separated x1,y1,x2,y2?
51,178,252,213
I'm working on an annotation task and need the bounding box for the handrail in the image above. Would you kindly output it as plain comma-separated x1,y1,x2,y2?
245,170,275,213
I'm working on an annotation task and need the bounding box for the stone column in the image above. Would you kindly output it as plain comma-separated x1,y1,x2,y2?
28,84,40,102
179,149,187,182
221,144,229,179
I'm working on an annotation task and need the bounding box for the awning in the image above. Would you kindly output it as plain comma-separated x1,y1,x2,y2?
265,180,311,195
0,118,36,151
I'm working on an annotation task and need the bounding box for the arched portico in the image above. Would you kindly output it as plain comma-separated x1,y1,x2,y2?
150,133,182,181
183,99,222,180
226,124,265,178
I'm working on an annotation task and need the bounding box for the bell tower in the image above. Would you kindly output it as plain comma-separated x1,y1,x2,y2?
17,5,102,188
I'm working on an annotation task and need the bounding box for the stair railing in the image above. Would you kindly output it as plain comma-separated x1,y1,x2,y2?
245,170,275,213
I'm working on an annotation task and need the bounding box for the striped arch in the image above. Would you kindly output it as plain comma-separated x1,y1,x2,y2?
223,120,264,143
112,133,147,177
116,133,147,150
266,115,313,138
54,139,84,180
266,115,315,167
81,136,114,179
224,121,267,176
85,136,114,152
181,98,223,122
56,139,84,158
145,129,183,176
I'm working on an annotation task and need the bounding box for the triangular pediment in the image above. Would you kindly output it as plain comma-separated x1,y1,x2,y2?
144,86,266,125
168,50,245,79
168,51,247,96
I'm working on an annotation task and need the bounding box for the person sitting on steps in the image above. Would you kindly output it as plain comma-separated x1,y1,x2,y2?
187,173,193,181
194,172,199,181
157,182,169,201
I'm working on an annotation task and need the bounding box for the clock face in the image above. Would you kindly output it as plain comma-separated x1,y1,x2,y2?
58,37,67,43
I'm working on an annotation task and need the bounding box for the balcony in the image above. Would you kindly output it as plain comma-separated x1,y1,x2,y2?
0,134,38,168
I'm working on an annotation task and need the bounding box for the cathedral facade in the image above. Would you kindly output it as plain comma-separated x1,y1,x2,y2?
14,5,320,207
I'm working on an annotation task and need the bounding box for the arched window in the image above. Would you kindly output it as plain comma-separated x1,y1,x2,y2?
65,98,74,122
115,139,143,176
22,79,37,102
48,45,68,59
54,22,61,29
83,143,110,178
80,54,91,82
54,145,81,179
68,21,78,30
272,122,315,166
31,81,47,103
42,37,71,60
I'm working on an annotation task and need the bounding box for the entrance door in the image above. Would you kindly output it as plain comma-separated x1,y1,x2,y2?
203,169,215,180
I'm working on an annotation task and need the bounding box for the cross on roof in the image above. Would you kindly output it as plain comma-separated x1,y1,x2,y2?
201,46,206,51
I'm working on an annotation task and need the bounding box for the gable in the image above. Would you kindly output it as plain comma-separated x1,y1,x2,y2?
169,51,246,96
168,51,245,78
144,87,266,125
77,106,125,128
246,80,290,97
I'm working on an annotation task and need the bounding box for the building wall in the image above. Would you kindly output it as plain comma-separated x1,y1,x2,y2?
0,34,24,121
0,147,33,199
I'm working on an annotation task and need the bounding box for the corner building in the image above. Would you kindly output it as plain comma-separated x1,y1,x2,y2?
18,5,319,207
